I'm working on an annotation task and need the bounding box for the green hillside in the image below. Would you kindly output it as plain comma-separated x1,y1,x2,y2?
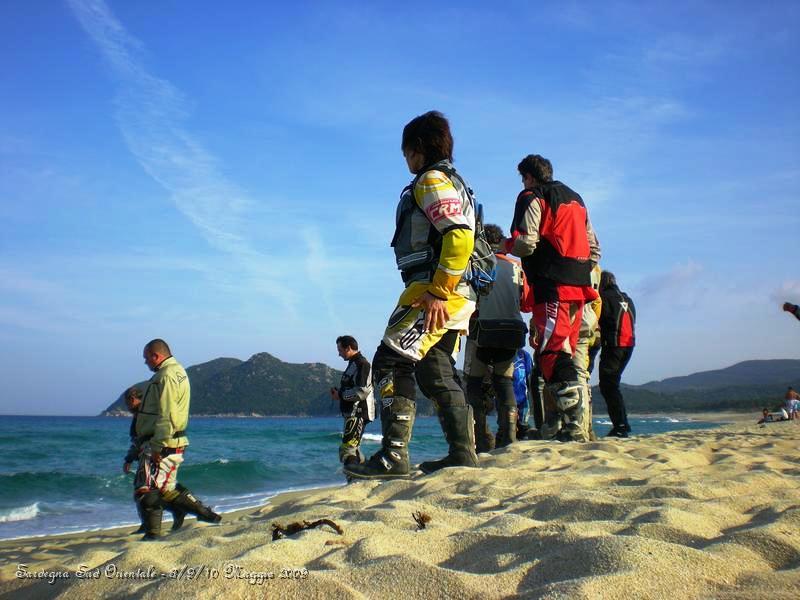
102,355,799,417
101,353,440,417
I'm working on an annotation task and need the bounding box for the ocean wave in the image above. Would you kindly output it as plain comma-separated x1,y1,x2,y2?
361,433,382,442
179,459,282,494
595,419,612,425
0,472,130,504
0,502,40,523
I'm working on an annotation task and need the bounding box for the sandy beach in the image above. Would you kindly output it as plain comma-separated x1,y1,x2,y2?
1,420,798,599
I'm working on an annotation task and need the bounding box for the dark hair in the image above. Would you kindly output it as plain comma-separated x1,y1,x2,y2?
517,154,553,183
483,223,505,247
336,335,358,351
125,386,143,401
401,111,453,166
145,338,171,356
599,270,617,292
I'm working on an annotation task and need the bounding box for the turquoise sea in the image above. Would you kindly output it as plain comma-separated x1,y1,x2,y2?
0,415,724,540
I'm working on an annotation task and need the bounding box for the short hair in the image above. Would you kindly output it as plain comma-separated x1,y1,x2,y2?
599,270,617,292
518,154,553,183
483,223,505,247
401,111,454,165
336,335,358,351
125,386,143,401
145,338,171,356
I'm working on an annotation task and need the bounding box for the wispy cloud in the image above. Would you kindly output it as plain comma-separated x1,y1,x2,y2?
67,0,299,310
635,260,704,303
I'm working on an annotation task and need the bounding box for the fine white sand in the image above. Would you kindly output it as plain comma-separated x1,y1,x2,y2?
1,421,799,599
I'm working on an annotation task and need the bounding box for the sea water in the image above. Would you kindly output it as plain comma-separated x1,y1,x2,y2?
0,415,723,540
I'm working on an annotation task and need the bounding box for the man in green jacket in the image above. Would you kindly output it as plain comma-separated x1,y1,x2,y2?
134,338,221,540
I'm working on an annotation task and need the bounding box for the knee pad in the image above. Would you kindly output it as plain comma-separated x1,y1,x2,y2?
374,370,395,403
547,381,583,413
343,415,364,439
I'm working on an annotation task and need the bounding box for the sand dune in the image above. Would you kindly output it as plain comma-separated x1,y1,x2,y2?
1,421,799,599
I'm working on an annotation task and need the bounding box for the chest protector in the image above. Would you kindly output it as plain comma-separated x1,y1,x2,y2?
391,161,473,286
512,180,592,286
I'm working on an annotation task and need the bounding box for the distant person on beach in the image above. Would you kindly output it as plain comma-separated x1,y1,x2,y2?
123,386,144,475
758,407,788,424
784,387,800,420
134,339,221,540
503,154,601,442
783,302,800,321
464,224,533,451
330,335,375,465
757,408,772,424
597,271,636,438
345,111,480,480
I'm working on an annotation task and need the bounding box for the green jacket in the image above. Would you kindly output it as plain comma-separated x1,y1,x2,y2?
136,356,190,452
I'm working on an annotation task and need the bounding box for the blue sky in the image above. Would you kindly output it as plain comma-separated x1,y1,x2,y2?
1,0,798,415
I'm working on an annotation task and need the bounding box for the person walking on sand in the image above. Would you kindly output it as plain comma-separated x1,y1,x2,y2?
785,387,800,420
134,339,221,540
330,335,375,465
503,154,601,442
345,111,480,480
123,385,214,534
597,271,636,437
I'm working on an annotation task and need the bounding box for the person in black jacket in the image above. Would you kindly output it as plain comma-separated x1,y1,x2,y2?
597,271,636,437
330,335,375,466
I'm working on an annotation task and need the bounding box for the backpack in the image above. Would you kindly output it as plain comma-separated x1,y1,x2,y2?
400,163,497,295
466,202,497,296
439,167,496,296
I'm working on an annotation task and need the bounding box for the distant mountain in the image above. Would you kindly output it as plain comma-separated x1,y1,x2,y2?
595,359,800,414
102,355,799,417
101,352,439,417
640,360,800,392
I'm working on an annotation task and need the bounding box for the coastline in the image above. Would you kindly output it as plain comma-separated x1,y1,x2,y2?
2,421,798,598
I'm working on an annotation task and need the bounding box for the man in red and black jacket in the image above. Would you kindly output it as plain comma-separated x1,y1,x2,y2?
598,271,636,437
504,154,601,442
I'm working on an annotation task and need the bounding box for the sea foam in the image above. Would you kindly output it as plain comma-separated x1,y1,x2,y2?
0,502,40,523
